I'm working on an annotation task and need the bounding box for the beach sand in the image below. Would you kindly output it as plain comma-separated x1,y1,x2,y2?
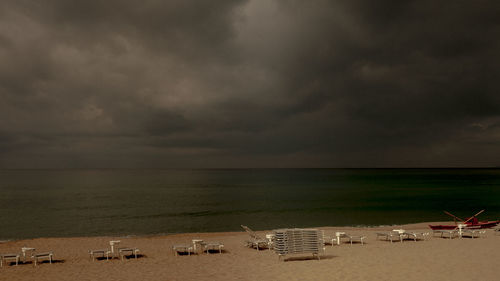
1,222,499,281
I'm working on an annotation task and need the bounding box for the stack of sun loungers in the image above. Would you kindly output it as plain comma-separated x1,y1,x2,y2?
273,228,323,261
241,225,270,250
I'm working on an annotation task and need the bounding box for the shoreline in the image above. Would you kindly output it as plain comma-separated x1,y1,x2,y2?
0,221,456,242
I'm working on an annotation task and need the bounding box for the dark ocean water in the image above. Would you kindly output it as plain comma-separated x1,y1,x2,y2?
1,169,499,240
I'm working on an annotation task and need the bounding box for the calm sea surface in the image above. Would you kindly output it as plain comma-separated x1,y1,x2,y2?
1,169,499,240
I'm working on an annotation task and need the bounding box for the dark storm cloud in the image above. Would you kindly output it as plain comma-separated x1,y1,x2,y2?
1,0,500,168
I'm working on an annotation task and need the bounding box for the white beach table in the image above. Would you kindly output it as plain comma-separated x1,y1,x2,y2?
392,229,405,234
457,224,466,238
21,247,35,262
266,234,275,250
109,240,121,258
192,239,204,254
335,232,346,245
392,229,405,242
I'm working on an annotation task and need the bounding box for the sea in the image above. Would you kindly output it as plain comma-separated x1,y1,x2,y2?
1,168,499,240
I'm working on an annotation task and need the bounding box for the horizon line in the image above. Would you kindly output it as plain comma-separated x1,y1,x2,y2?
1,167,500,171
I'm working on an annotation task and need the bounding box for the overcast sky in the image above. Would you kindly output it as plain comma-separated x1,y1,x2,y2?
1,0,499,168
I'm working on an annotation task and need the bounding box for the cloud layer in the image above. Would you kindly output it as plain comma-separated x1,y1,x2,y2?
1,0,500,168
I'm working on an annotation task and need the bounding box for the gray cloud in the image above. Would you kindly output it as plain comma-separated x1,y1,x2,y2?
1,0,500,168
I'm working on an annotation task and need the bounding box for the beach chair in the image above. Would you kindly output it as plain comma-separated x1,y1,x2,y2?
118,248,140,260
172,244,194,256
89,249,111,261
494,227,500,235
460,229,485,239
1,253,20,267
345,234,366,245
431,230,442,237
432,229,457,239
241,225,270,250
403,231,430,241
376,232,402,243
203,242,224,254
332,232,365,245
32,251,53,266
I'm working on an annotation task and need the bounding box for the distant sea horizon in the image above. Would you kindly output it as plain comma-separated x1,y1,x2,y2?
1,168,499,240
3,167,500,170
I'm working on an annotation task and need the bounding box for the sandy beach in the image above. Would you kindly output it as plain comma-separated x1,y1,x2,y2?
1,222,499,281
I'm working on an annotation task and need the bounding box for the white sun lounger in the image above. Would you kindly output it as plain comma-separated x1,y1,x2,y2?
403,232,430,241
203,242,224,254
241,225,270,250
346,234,366,245
172,245,193,256
376,232,402,243
32,252,53,266
118,248,140,260
432,229,458,239
1,253,20,267
89,249,111,261
460,229,485,239
333,232,366,245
